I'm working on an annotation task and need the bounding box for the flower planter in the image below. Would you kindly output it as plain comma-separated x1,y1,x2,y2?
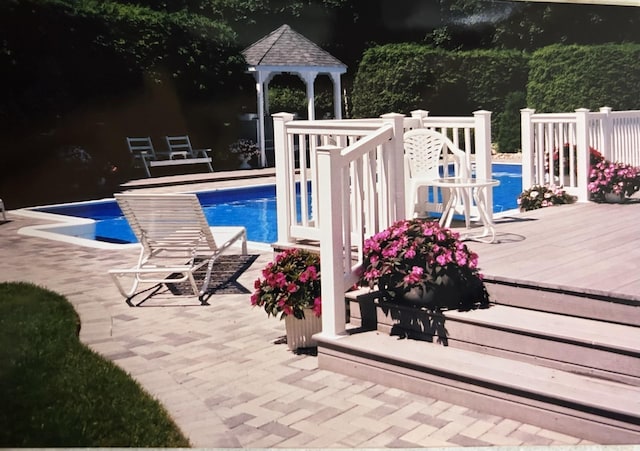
348,297,446,342
361,219,489,314
603,192,626,204
238,154,252,169
379,271,485,311
284,308,321,350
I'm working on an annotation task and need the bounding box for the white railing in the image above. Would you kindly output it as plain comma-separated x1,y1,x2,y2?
594,107,640,167
272,110,492,339
521,107,640,202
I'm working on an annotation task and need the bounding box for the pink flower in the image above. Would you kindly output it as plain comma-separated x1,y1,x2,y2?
403,266,424,284
455,250,467,266
251,248,321,319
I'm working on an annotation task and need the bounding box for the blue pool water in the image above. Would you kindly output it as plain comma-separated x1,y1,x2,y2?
34,163,522,244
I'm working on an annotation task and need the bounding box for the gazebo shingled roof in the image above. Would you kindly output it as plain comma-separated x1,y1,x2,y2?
243,24,346,68
242,24,347,167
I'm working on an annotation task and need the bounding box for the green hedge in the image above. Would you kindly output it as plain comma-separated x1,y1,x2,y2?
351,44,444,118
268,86,334,119
351,44,529,121
527,43,640,112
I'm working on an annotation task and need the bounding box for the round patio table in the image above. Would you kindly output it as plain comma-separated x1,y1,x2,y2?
429,177,500,243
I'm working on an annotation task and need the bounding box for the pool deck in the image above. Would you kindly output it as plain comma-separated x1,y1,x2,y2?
1,168,637,448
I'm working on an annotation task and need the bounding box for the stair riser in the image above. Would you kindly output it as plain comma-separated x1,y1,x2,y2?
318,342,640,445
350,299,640,386
486,281,640,327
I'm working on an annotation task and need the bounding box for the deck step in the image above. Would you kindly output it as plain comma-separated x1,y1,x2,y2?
432,304,638,386
348,289,640,386
484,278,640,326
317,330,640,445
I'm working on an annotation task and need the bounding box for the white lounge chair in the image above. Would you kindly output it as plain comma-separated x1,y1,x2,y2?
109,193,247,303
404,128,471,225
165,135,214,172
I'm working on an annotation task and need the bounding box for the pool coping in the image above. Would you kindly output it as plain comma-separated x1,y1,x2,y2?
13,195,274,252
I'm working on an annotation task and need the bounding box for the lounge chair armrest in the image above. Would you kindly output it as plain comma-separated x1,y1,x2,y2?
192,148,212,158
138,151,154,162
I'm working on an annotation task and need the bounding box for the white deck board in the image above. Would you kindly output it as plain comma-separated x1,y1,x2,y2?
462,201,640,301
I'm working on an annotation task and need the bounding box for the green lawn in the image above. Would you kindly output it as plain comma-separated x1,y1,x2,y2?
0,282,190,447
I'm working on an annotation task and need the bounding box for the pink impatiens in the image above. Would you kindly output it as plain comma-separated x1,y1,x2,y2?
588,158,640,201
251,248,321,320
361,218,486,309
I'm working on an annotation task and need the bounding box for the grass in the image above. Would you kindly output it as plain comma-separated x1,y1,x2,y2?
0,282,191,447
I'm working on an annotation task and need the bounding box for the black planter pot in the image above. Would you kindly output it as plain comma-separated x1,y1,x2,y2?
379,272,488,311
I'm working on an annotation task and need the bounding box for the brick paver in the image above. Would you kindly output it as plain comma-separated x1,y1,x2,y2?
0,210,595,447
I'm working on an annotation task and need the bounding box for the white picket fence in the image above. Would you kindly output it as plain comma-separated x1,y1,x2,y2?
272,110,492,338
521,107,640,202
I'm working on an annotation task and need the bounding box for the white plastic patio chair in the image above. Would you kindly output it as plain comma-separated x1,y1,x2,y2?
109,193,247,304
404,128,471,225
165,135,213,172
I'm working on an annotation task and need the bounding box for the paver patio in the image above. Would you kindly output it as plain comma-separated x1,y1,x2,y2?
0,176,609,447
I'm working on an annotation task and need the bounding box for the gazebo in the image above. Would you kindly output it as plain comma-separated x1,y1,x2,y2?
242,24,347,167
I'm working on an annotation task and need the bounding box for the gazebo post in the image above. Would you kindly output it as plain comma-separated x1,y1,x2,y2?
254,71,268,168
301,71,318,120
330,73,342,119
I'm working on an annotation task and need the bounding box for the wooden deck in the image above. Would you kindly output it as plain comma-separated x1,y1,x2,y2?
462,199,640,303
318,199,640,444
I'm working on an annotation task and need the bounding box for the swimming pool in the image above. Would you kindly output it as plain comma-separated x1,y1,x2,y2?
26,163,522,245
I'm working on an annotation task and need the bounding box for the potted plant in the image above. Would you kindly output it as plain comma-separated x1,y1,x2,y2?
517,184,576,212
361,219,488,311
588,158,640,203
251,248,321,350
545,145,604,179
229,139,260,169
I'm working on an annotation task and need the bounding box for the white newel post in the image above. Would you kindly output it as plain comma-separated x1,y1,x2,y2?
599,106,613,161
575,108,591,202
272,112,296,245
520,108,535,191
410,109,429,128
381,113,407,223
474,110,493,218
316,144,347,338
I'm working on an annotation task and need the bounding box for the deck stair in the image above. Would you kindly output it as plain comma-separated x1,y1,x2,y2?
316,280,640,445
